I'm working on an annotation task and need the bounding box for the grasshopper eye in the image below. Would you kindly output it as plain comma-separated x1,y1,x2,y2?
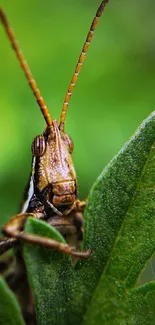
32,135,46,157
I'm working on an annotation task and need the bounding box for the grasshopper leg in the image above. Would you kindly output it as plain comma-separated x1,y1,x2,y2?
75,199,87,212
63,198,88,216
2,213,91,259
0,237,18,255
0,213,36,256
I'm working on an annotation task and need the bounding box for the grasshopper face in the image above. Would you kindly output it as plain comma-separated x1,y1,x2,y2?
32,120,77,209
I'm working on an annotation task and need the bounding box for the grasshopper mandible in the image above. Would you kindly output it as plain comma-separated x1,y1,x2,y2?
0,1,109,261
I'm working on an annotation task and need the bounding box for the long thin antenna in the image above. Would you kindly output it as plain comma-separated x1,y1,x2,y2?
0,8,52,126
59,0,109,131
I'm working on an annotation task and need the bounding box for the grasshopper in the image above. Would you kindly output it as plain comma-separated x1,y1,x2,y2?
0,0,109,322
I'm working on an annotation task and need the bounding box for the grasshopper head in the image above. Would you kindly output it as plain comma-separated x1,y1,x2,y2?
31,120,77,210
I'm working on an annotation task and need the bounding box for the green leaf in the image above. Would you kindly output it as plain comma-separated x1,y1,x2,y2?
0,277,25,325
126,282,155,325
24,112,155,325
75,111,155,324
24,218,74,325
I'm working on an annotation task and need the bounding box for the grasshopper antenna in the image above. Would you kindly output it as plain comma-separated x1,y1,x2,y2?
0,8,52,127
59,0,109,131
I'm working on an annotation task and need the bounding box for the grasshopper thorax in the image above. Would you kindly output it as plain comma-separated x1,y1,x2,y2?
32,120,77,209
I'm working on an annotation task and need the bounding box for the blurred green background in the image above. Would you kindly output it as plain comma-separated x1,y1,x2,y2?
0,0,155,228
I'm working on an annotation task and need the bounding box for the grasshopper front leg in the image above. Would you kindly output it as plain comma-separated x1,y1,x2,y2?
2,213,91,259
63,199,87,216
0,213,36,256
0,237,18,255
75,199,87,212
